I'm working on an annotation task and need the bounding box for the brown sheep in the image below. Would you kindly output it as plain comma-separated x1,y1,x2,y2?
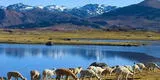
55,68,79,80
30,70,41,80
7,71,26,80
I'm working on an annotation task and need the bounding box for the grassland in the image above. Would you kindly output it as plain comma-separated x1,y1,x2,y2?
0,29,159,46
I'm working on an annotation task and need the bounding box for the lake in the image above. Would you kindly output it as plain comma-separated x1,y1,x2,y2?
0,40,160,79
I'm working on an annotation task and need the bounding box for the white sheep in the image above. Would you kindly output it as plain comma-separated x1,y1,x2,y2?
146,62,160,71
43,69,55,80
69,67,83,75
88,66,105,76
136,63,146,71
80,69,101,80
113,66,134,80
30,70,41,80
101,66,116,76
124,65,133,73
7,71,27,80
132,64,141,73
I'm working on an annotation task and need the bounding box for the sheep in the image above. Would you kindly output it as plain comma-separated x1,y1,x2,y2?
146,62,160,71
132,64,141,73
89,62,108,68
101,66,116,76
88,66,105,76
124,65,134,73
7,71,27,80
43,69,55,80
69,67,83,75
136,63,146,71
113,66,134,80
55,68,79,80
80,69,101,80
30,70,41,80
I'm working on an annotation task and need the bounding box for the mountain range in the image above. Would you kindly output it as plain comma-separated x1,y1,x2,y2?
0,0,160,32
5,3,116,17
0,3,115,29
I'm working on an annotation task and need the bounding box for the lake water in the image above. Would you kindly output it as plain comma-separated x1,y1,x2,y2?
0,40,160,79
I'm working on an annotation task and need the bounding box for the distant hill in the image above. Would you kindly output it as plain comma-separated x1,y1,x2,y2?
92,0,160,31
139,0,160,9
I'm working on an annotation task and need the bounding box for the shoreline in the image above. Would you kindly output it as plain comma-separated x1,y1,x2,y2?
0,40,149,46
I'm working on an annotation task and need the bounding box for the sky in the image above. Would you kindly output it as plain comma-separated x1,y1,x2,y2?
0,0,144,8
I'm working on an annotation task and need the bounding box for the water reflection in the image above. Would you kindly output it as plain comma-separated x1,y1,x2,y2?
0,44,160,63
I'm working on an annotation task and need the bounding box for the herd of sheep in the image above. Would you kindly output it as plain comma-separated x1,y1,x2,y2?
0,62,160,80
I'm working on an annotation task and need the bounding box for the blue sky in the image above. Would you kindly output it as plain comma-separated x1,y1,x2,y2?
0,0,144,8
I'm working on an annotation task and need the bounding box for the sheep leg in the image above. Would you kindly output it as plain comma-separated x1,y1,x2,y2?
80,77,84,80
125,74,128,80
65,76,69,80
49,76,52,80
81,77,84,80
117,74,121,80
43,75,47,80
110,71,112,76
153,67,155,72
56,75,60,80
7,76,11,80
15,77,18,80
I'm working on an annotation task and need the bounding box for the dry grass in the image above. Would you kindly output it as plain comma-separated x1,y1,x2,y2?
0,29,159,46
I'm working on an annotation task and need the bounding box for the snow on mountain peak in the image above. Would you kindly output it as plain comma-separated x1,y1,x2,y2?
0,6,5,9
80,4,116,15
37,6,44,9
7,3,34,11
44,5,67,11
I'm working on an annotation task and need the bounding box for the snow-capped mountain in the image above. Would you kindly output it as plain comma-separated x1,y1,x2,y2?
44,5,67,12
6,3,34,11
5,3,116,17
66,4,117,17
81,4,116,15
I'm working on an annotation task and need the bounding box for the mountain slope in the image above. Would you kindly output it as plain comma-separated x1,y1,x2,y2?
0,8,102,29
139,0,160,9
93,0,160,31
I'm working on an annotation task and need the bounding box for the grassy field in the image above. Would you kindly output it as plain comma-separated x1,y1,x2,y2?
0,29,160,46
